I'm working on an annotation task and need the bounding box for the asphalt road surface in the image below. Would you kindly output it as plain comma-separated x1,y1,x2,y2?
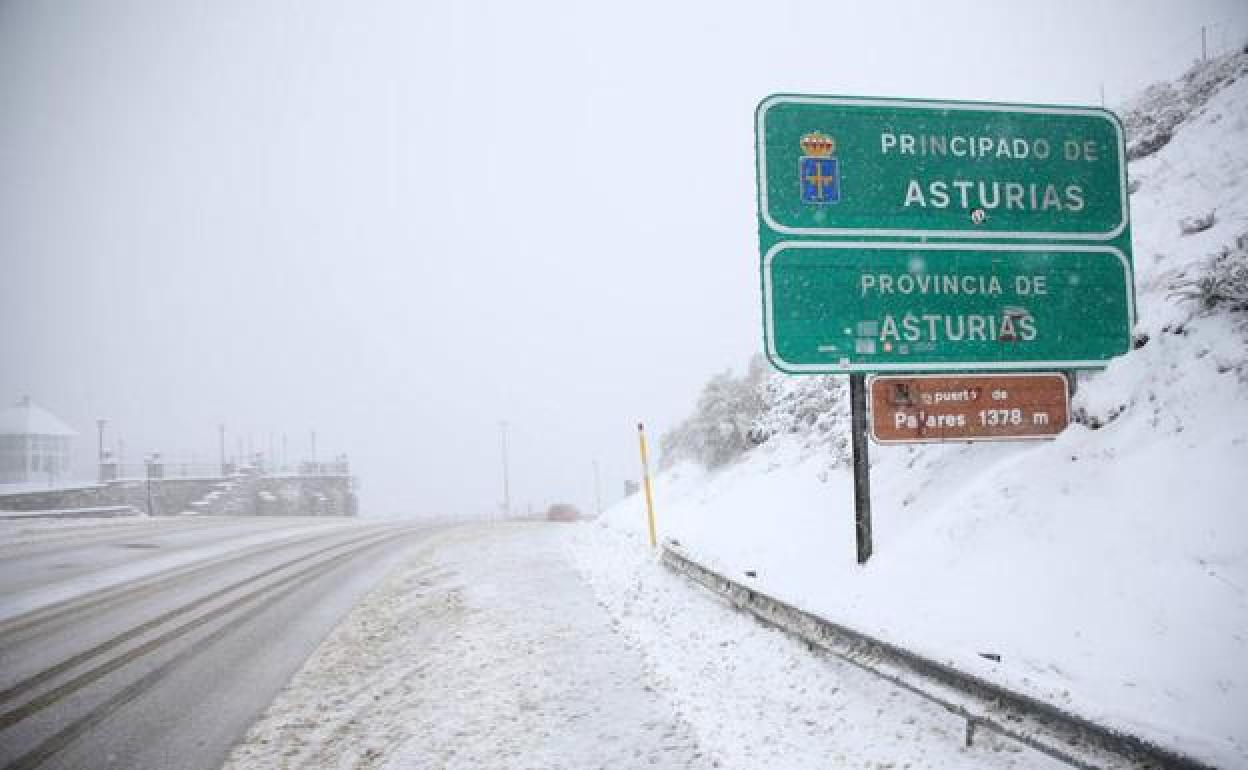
0,515,440,770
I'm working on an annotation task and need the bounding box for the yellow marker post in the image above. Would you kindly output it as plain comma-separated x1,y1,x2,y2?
637,422,658,548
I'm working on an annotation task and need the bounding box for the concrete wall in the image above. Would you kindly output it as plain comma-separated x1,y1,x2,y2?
255,476,356,517
0,474,356,517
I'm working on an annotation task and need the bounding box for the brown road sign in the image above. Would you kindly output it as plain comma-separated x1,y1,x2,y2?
869,373,1069,444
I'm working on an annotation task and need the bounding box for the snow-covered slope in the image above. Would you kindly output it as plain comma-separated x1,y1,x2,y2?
586,51,1248,768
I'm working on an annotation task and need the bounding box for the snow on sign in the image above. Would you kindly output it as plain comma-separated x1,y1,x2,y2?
754,94,1136,373
868,373,1069,443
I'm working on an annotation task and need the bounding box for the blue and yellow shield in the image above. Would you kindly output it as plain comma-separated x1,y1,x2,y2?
800,157,840,204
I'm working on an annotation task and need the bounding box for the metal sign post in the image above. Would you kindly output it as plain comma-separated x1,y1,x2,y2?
849,374,873,564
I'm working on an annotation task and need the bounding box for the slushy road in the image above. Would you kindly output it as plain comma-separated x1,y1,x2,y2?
224,523,1067,769
0,515,440,770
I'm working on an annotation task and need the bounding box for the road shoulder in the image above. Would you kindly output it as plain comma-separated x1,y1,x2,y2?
223,522,708,770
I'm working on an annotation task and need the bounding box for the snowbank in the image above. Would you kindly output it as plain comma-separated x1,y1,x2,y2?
586,51,1248,768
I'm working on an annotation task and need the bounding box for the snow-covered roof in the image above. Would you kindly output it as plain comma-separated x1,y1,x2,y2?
0,397,78,437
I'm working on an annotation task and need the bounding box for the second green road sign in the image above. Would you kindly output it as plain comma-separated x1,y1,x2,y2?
755,94,1135,372
764,242,1132,372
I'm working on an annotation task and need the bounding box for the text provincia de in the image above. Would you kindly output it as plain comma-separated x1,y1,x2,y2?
859,271,1045,344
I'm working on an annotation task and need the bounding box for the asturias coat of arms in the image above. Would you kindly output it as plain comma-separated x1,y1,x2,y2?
799,131,840,204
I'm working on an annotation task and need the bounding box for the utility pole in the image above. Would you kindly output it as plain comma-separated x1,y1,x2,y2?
144,452,157,516
1202,25,1207,62
96,418,108,482
499,420,511,518
218,423,226,476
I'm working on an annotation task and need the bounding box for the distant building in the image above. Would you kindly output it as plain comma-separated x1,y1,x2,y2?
0,396,77,484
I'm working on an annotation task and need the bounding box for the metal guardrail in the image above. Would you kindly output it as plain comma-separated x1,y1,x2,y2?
661,542,1213,770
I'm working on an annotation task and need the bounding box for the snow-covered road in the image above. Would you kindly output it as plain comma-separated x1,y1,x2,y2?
0,515,440,770
0,515,365,622
225,522,708,770
228,522,1068,769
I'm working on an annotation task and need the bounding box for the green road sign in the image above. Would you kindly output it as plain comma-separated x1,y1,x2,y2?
754,94,1136,373
756,95,1128,241
763,242,1133,373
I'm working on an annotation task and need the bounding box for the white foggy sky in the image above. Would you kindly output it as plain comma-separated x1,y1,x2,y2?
2,0,1244,516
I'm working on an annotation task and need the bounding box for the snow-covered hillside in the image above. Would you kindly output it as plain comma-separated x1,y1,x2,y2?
579,50,1248,768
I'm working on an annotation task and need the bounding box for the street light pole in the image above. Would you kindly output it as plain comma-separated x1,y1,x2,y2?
96,418,108,482
144,453,154,516
499,420,511,518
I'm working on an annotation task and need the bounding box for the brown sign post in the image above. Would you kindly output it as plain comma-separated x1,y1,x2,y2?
869,373,1069,444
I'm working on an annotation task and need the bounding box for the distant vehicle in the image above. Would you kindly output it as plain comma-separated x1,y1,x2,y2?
546,503,580,522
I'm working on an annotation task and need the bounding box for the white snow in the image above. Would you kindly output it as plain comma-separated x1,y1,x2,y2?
583,53,1248,768
224,522,1068,769
224,523,707,770
565,523,1071,770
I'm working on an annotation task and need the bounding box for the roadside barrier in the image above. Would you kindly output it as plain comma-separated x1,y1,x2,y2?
661,541,1212,770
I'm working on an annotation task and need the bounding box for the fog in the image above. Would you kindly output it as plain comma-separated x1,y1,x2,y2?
1,0,1243,517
